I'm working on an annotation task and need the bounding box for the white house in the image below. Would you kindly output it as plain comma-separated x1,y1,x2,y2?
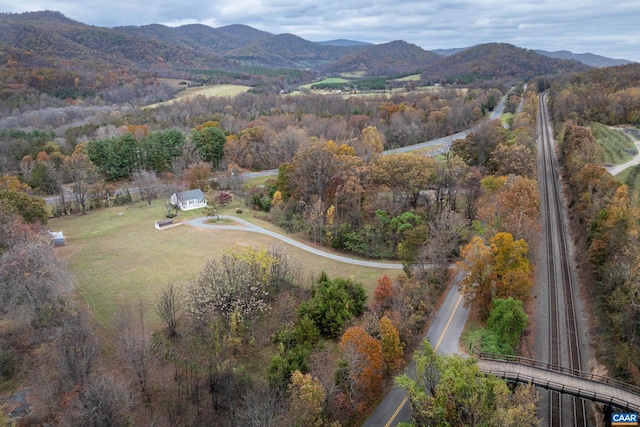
171,189,207,211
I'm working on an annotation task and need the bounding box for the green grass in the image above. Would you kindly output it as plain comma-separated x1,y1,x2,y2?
299,78,350,90
617,164,640,199
592,122,638,165
500,112,514,126
340,71,367,79
394,74,421,82
54,201,398,328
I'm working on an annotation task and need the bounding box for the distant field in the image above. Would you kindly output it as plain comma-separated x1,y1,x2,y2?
340,71,367,78
593,122,638,165
54,201,398,328
394,74,421,81
145,84,252,108
299,78,351,90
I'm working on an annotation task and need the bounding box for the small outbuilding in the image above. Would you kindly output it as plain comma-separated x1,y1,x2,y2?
171,189,207,211
49,231,65,246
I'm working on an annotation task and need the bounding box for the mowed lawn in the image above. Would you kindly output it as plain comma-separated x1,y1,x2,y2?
53,202,399,328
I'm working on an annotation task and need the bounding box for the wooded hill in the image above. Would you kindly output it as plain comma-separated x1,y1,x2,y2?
420,43,589,84
1,10,598,78
319,40,442,76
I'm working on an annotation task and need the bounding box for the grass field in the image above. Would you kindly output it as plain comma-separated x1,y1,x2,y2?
394,74,421,81
145,84,252,109
593,122,638,165
299,78,351,90
53,201,398,328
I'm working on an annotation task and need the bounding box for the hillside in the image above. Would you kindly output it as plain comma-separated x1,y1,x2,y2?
115,23,272,55
320,40,442,76
535,49,634,68
0,11,236,70
223,33,363,68
422,43,590,83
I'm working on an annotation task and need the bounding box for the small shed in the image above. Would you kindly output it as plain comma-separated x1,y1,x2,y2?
49,231,65,246
170,189,207,211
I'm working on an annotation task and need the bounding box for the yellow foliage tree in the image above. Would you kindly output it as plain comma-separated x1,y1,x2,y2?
289,370,325,427
379,315,404,374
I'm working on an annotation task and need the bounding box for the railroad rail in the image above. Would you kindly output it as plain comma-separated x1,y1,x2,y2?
538,91,587,425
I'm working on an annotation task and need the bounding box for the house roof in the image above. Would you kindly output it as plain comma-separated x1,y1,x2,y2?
176,189,205,200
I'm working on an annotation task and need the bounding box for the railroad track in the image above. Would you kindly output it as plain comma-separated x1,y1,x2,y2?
538,91,588,426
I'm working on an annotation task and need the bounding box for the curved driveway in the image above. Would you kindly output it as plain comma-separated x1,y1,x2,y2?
184,215,403,269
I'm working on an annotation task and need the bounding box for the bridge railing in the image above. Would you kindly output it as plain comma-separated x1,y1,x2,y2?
470,348,640,395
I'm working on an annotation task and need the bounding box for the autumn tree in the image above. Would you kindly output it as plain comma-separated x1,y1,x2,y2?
379,316,404,374
478,175,541,249
370,274,395,315
372,153,436,210
289,140,353,203
0,188,47,224
288,370,326,426
457,236,493,314
339,326,384,410
183,161,212,190
458,232,532,319
452,119,506,168
354,125,384,164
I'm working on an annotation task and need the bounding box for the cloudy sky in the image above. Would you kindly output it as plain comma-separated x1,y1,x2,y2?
2,0,639,62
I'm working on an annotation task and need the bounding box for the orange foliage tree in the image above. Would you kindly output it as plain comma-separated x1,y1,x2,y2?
370,274,395,315
339,326,383,411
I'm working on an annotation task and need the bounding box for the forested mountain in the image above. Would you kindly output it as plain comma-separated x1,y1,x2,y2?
320,40,442,76
421,43,590,84
316,39,373,46
0,11,236,70
535,49,634,68
223,33,362,68
114,23,273,55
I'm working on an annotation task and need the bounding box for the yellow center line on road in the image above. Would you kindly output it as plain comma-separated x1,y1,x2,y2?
383,292,464,427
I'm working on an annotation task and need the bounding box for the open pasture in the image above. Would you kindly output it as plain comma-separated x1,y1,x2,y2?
53,202,397,327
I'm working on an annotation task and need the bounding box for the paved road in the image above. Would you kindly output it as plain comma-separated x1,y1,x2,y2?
606,131,640,176
363,274,469,427
183,215,403,269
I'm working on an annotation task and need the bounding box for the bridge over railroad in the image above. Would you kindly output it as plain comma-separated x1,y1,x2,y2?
475,352,640,412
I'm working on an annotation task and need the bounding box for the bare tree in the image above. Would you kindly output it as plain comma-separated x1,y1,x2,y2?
116,302,155,401
64,151,101,215
155,282,182,337
240,382,288,427
132,170,159,206
60,311,99,386
74,372,134,427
